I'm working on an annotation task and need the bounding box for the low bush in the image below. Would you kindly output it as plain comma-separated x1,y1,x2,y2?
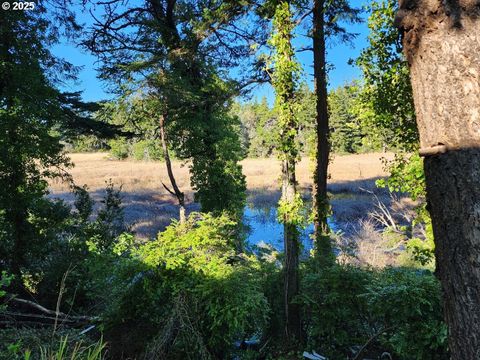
101,213,269,359
108,139,130,160
108,139,165,161
69,135,108,153
131,140,164,161
32,181,129,311
301,264,448,360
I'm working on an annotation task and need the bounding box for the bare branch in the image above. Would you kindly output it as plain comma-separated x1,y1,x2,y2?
7,296,98,322
161,181,176,196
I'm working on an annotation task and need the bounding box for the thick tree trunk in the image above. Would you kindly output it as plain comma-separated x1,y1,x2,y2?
312,0,332,260
281,159,301,341
159,114,186,223
425,150,480,359
397,1,480,357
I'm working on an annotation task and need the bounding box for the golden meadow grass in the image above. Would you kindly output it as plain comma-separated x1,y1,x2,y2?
49,152,394,238
50,152,392,193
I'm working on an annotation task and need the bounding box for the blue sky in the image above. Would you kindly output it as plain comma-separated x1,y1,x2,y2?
51,10,370,104
255,19,370,104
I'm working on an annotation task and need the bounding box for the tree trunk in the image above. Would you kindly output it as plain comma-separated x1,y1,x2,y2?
281,159,301,341
425,150,480,359
397,1,480,357
312,0,332,261
159,114,186,223
270,0,303,343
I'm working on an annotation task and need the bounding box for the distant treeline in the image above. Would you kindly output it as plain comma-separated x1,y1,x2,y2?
69,82,401,159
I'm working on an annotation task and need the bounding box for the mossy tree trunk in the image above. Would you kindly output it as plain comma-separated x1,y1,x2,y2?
397,1,480,357
271,0,303,343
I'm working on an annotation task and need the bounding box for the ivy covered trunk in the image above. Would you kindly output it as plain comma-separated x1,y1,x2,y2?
397,1,480,357
312,0,333,262
271,1,303,342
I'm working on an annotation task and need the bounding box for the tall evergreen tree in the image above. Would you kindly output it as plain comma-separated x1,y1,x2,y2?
0,3,114,283
310,0,361,262
329,83,364,154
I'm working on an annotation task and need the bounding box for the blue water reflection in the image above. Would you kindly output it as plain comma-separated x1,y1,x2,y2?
243,206,337,252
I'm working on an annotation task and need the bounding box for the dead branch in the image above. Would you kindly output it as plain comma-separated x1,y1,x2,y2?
161,181,176,197
361,188,400,232
2,311,80,323
6,296,98,322
54,268,70,333
353,326,394,360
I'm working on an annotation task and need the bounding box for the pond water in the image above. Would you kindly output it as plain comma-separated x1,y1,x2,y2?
243,206,337,252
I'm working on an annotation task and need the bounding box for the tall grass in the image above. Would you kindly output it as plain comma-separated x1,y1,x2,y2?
23,337,106,360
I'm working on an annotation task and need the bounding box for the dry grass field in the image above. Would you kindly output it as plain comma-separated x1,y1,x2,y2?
49,152,395,238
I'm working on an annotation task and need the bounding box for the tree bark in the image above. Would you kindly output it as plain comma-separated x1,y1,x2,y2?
281,159,301,341
270,0,303,343
397,1,480,357
159,114,186,223
424,150,480,359
312,0,332,260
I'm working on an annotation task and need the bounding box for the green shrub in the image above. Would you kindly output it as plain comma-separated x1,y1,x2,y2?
301,265,448,360
69,135,107,153
131,140,148,160
131,140,164,161
363,268,448,360
145,140,164,160
33,181,130,311
301,265,374,358
108,139,130,160
0,272,12,312
102,213,268,359
109,139,165,161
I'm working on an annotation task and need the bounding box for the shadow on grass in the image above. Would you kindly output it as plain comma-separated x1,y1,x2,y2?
49,188,199,239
